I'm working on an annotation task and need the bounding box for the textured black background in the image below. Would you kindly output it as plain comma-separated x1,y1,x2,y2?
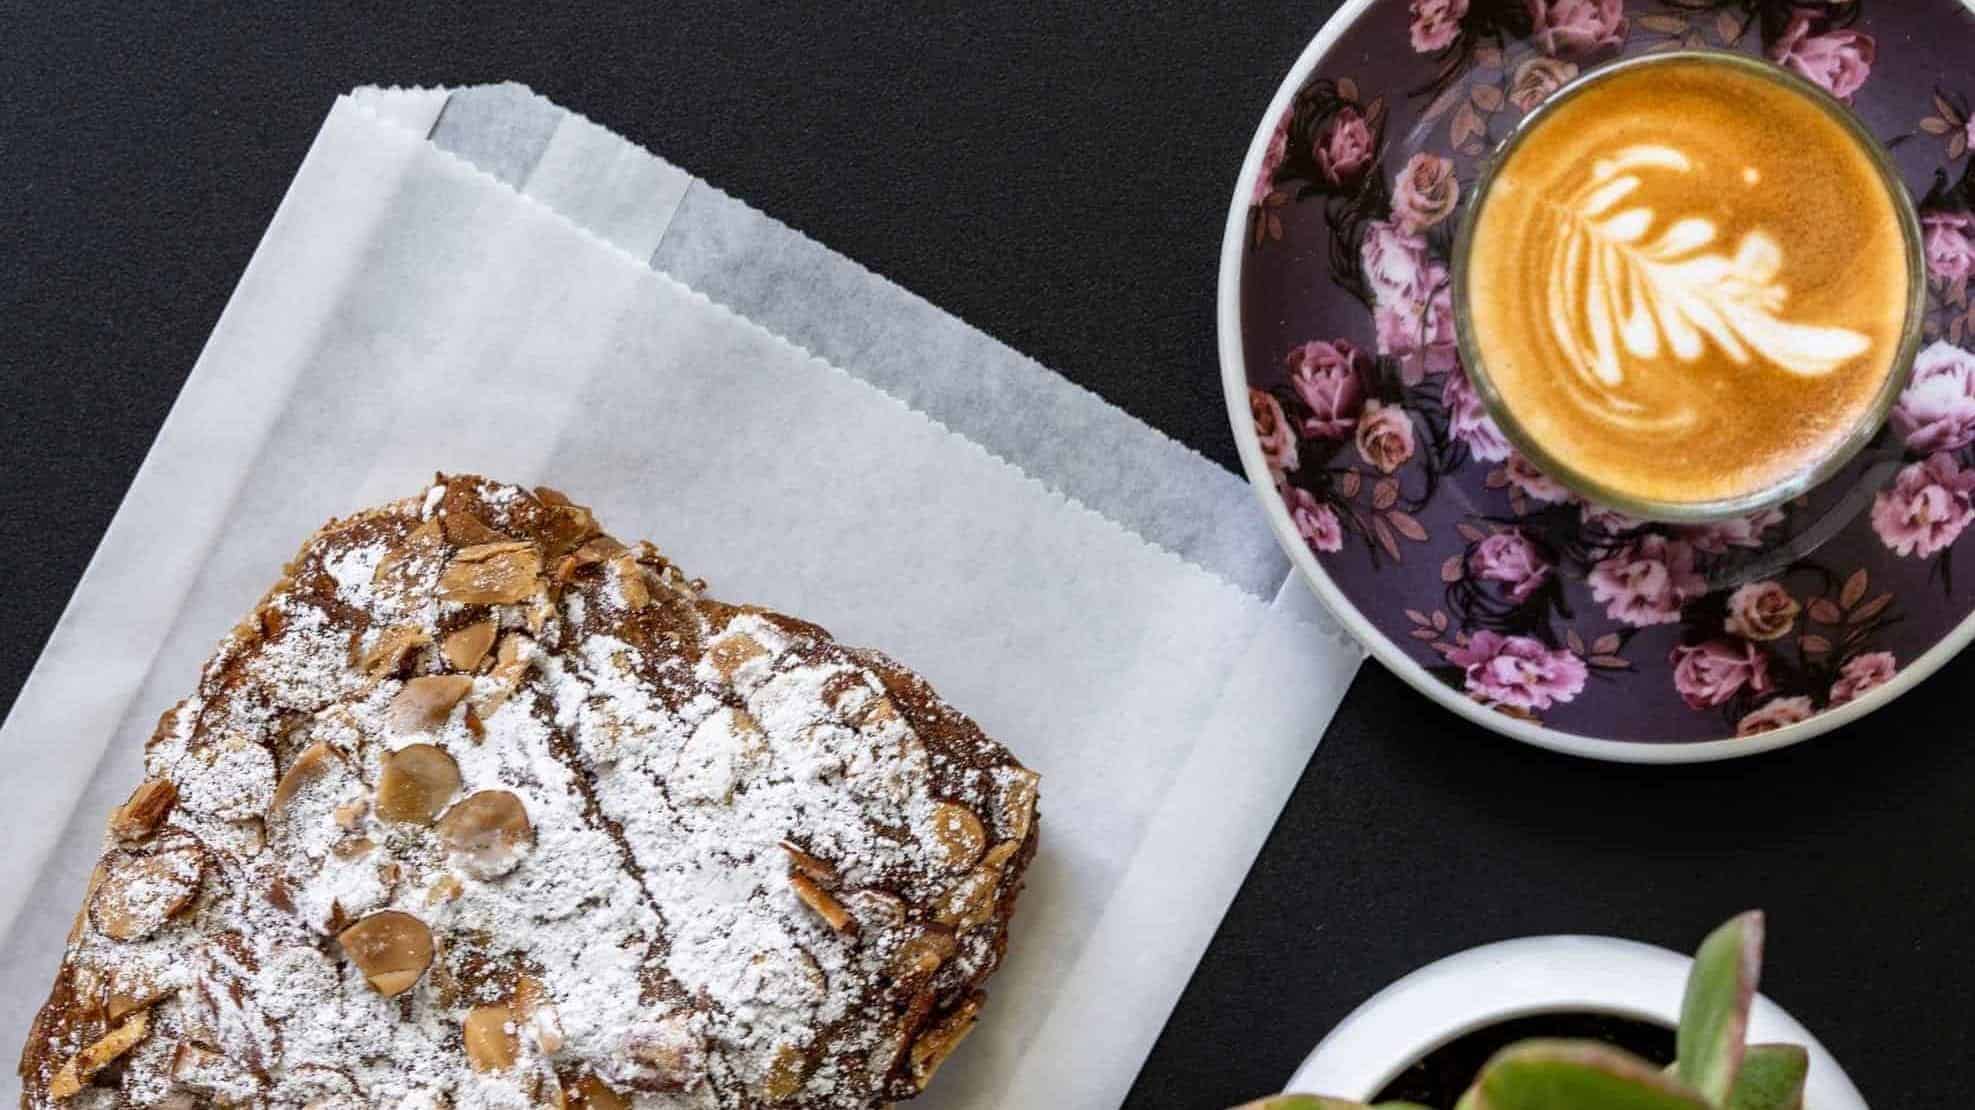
3,3,1970,1106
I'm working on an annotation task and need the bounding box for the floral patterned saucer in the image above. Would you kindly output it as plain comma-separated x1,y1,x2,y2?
1219,0,1975,760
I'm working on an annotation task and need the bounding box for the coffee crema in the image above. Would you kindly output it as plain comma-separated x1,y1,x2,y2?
1460,54,1916,512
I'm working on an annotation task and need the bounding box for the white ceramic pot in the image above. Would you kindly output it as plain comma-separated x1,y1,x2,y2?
1283,936,1866,1109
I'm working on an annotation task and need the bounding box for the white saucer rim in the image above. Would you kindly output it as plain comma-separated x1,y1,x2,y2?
1280,934,1866,1109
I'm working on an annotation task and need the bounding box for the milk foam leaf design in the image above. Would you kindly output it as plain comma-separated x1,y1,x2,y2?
1546,145,1874,405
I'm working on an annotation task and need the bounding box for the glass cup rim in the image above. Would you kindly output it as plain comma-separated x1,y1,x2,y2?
1448,48,1929,525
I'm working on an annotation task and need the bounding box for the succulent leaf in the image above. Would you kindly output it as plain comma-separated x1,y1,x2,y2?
1725,1044,1808,1110
1467,1041,1712,1110
1232,1090,1374,1098
1677,911,1764,1104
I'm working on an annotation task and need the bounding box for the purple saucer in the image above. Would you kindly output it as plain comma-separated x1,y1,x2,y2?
1218,0,1975,760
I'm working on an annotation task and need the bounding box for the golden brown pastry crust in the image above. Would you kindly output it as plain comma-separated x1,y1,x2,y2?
18,475,1036,1109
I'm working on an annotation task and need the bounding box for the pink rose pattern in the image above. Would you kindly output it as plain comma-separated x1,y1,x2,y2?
1254,118,1289,205
1922,210,1975,286
1288,340,1369,439
1355,400,1418,474
1526,0,1627,57
1444,364,1510,463
1251,388,1299,475
1505,453,1571,504
1246,1,1944,740
1769,10,1875,103
1315,108,1376,190
1588,535,1706,627
1447,631,1588,712
1892,341,1975,454
1509,56,1579,111
1737,696,1815,737
1681,509,1785,556
1470,530,1553,602
1670,639,1772,710
1287,487,1345,555
1410,0,1471,54
1725,581,1800,642
1829,651,1897,706
1391,153,1460,232
1872,453,1975,558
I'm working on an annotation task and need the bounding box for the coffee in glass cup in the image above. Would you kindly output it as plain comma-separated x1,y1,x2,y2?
1454,51,1925,522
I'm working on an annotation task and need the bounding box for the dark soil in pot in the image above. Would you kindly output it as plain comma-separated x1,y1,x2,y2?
1371,1012,1675,1107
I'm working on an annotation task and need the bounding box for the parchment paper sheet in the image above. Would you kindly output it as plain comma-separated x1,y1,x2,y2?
0,92,1360,1108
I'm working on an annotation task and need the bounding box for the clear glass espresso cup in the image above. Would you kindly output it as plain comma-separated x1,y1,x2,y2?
1450,50,1927,525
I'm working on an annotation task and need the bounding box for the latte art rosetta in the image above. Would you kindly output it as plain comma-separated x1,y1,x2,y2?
1463,56,1915,509
1544,143,1873,433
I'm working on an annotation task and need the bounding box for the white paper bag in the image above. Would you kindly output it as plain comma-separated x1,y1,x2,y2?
0,92,1359,1109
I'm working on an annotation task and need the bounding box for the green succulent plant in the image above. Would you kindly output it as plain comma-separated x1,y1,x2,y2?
1237,912,1809,1110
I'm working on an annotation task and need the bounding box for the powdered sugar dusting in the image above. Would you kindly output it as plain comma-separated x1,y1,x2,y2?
20,476,1036,1110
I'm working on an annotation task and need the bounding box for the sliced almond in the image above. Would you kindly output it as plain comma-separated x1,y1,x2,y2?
333,800,368,829
360,625,431,678
269,742,337,815
435,790,534,879
426,874,464,906
48,1010,149,1099
331,835,375,861
389,675,474,733
706,631,768,682
525,586,556,636
473,634,535,717
560,1075,631,1110
607,552,651,610
438,542,543,605
624,1015,704,1091
336,910,434,997
842,889,908,930
889,927,957,978
532,1003,566,1054
980,839,1020,871
997,767,1040,844
90,846,207,941
933,865,1001,931
907,996,981,1090
170,1040,260,1097
440,509,508,547
69,863,106,945
106,982,173,1022
554,535,625,584
867,1028,912,1090
372,519,444,591
169,1041,216,1081
779,840,839,885
926,803,985,872
463,1004,518,1071
375,744,462,825
538,500,600,558
789,872,857,935
759,1042,807,1101
670,707,766,805
860,696,899,727
442,620,498,672
108,779,178,842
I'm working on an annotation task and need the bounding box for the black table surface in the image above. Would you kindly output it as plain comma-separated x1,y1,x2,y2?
4,4,1969,1106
